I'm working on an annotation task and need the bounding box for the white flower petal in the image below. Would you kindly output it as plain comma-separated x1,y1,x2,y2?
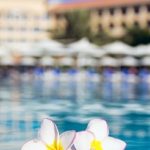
60,130,76,150
72,131,94,150
102,136,126,150
39,118,59,146
21,140,47,150
87,118,109,140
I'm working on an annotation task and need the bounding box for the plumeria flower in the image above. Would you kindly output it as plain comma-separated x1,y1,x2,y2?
87,119,126,150
21,118,76,150
72,119,126,150
71,130,95,150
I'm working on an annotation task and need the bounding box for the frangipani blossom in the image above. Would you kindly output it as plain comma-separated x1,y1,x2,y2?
87,119,126,150
72,119,126,150
71,130,95,150
21,118,76,150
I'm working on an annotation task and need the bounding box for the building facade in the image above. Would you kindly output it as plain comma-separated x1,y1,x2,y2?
0,0,149,43
0,0,53,43
48,0,150,37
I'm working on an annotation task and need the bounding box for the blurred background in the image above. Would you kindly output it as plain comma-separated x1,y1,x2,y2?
0,0,150,150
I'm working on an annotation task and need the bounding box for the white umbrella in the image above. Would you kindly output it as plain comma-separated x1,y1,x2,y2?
77,57,98,67
12,45,43,57
39,57,55,66
77,48,106,58
38,39,64,49
141,56,150,66
133,44,150,57
21,57,37,66
0,48,10,57
69,38,97,49
20,49,43,57
58,57,74,66
145,44,150,56
121,57,138,66
132,45,148,57
0,56,15,66
6,42,42,57
45,47,67,56
103,41,132,55
37,40,67,56
68,38,104,57
90,48,106,58
100,56,119,67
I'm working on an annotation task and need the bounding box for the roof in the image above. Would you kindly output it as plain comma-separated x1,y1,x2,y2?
48,0,150,12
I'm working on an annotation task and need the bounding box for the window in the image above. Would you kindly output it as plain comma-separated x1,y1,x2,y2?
20,39,27,42
20,27,27,31
42,14,49,20
34,16,40,20
134,5,140,13
7,26,13,31
56,13,61,19
147,20,150,27
109,8,114,15
34,27,40,32
6,13,12,19
99,24,103,31
147,5,150,12
121,22,126,28
122,7,127,14
6,11,22,19
98,10,102,15
21,14,27,20
134,21,139,27
109,23,114,29
7,39,13,42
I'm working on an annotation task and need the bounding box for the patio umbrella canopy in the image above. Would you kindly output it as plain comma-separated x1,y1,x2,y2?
132,45,148,57
77,57,98,67
58,57,74,66
103,41,132,56
99,56,119,67
0,47,10,57
68,38,103,57
12,45,43,57
0,56,15,66
37,39,64,49
45,47,67,56
121,57,139,67
134,44,150,57
89,48,106,58
20,57,37,66
77,47,106,58
141,56,150,66
37,40,67,56
39,57,55,66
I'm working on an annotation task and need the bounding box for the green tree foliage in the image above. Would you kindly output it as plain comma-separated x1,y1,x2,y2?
90,31,114,46
122,26,150,46
52,10,150,46
53,9,112,45
64,10,91,40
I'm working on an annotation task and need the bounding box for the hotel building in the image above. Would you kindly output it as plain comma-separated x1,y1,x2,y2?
0,0,52,43
48,0,150,37
0,0,149,43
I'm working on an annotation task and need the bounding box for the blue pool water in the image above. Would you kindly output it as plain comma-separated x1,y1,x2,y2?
0,77,150,150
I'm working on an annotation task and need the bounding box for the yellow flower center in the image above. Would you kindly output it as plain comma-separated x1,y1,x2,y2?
46,141,64,150
90,140,103,150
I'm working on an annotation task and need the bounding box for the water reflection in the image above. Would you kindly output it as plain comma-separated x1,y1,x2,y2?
0,76,150,150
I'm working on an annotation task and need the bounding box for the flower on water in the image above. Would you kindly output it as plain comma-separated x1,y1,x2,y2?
72,119,126,150
21,118,76,150
21,118,126,150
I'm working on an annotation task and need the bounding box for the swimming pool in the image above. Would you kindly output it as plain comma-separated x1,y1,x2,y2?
0,77,150,150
